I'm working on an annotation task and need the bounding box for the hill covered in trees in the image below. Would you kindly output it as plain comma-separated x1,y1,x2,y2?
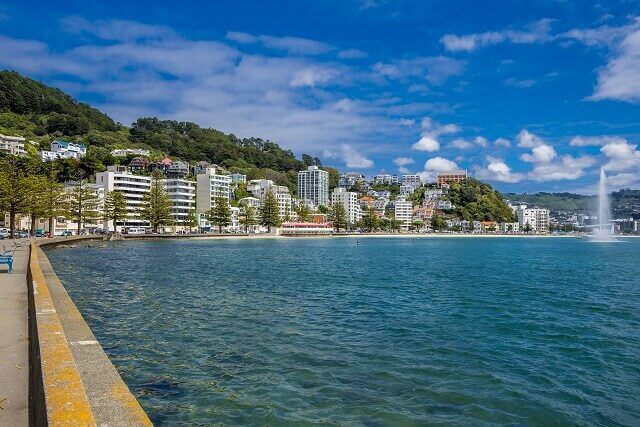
446,179,516,222
0,70,331,192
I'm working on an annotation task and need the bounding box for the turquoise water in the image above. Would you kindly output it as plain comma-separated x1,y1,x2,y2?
46,237,640,426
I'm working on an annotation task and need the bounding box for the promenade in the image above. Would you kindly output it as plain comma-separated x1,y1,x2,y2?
0,240,29,425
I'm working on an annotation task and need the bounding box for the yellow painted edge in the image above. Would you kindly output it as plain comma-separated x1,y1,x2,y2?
30,242,97,426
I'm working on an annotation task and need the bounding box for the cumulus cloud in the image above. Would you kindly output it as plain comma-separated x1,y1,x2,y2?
520,144,557,163
417,157,459,182
517,129,546,148
290,67,338,87
569,135,628,146
393,157,415,166
474,136,488,148
474,156,524,183
494,137,511,147
450,138,473,149
373,56,465,85
412,117,460,152
440,19,553,52
600,140,640,172
527,155,596,182
341,144,374,168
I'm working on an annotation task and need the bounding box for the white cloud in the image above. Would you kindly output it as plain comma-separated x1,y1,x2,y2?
527,155,596,182
569,135,627,146
340,144,374,168
494,137,511,147
424,157,459,172
337,48,367,59
393,157,415,166
373,56,465,85
474,156,524,183
397,118,416,127
226,31,334,55
520,144,557,163
411,117,460,152
440,19,553,52
600,140,640,172
450,138,473,149
516,129,546,147
61,16,175,41
589,21,640,103
290,67,338,87
474,136,488,148
504,77,537,88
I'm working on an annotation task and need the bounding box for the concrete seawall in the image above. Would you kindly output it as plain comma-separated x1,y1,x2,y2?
28,237,152,426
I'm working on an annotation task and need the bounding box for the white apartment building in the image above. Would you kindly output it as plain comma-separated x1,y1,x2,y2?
163,178,196,228
331,187,361,226
40,140,87,161
96,165,151,231
111,148,150,157
196,166,231,220
500,222,521,233
373,174,399,185
247,179,292,220
338,172,366,188
238,197,261,209
230,173,247,184
516,206,550,233
298,166,329,208
400,184,416,196
62,182,106,233
0,134,27,156
394,197,413,230
401,174,422,187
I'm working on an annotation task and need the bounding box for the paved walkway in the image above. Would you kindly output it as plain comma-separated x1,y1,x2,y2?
0,240,29,426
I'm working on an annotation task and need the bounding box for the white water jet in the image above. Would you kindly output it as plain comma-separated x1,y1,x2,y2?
591,167,615,242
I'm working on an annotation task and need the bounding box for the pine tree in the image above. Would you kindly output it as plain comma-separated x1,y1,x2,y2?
361,206,379,232
295,200,312,222
68,178,100,234
0,156,31,238
104,190,128,231
23,174,49,236
330,202,347,232
260,189,282,233
40,166,70,237
185,209,198,232
140,170,173,233
208,196,232,233
239,205,257,232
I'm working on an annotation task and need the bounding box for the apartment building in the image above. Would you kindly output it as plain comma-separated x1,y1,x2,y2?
298,166,329,208
195,167,231,216
437,170,467,187
230,173,247,184
338,172,366,188
96,165,151,230
111,148,150,157
331,187,361,226
373,174,399,185
516,206,550,233
247,179,292,220
163,178,196,228
394,196,413,230
401,174,422,187
40,140,87,161
0,134,27,156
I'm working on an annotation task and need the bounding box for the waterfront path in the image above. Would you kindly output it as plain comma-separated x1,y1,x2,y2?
0,240,29,425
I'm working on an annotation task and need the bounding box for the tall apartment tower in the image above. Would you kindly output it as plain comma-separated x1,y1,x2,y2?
297,166,329,208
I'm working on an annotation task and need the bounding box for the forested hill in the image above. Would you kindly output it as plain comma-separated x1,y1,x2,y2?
504,190,640,219
0,70,328,191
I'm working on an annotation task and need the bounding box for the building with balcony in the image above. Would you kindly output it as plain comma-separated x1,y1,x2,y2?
331,187,361,226
298,166,329,208
163,178,196,228
0,134,27,156
195,167,231,217
96,165,151,231
394,196,413,230
40,140,87,161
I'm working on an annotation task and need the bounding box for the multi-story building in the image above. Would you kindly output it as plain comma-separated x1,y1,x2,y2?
394,197,413,230
500,222,521,233
40,140,87,161
162,178,196,228
58,182,105,234
331,188,361,226
230,173,247,184
129,157,150,172
298,166,329,208
96,165,151,231
196,167,231,216
111,148,150,157
0,134,27,156
373,174,399,185
166,161,189,179
338,172,366,188
401,174,422,187
400,184,416,196
247,179,292,220
437,170,467,187
516,206,550,233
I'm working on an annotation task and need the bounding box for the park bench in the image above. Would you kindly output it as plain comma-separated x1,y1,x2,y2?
0,254,13,273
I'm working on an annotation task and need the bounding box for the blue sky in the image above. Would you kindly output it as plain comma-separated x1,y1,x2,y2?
1,0,640,193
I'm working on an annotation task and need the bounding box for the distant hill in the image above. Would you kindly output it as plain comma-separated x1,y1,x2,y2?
0,70,327,192
504,190,640,219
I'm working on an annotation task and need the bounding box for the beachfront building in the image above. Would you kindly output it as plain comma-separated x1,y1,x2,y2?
162,178,196,230
0,134,27,156
96,165,151,231
437,170,467,187
111,148,150,157
331,187,361,226
516,206,550,233
373,174,399,185
40,140,87,161
247,179,292,220
338,172,366,188
195,167,231,217
394,196,413,230
500,222,520,233
298,166,329,208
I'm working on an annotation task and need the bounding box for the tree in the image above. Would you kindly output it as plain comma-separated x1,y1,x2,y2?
361,206,379,232
68,177,100,234
295,200,312,222
431,213,447,232
185,209,198,232
39,166,70,237
22,174,49,236
259,190,281,233
329,203,347,232
0,156,31,238
140,170,173,233
318,204,329,214
208,196,232,233
239,205,257,233
523,221,533,233
104,190,127,231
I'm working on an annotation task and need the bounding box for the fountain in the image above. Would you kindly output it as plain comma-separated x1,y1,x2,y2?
591,167,615,242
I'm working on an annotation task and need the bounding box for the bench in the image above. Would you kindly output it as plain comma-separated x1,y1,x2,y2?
0,255,13,273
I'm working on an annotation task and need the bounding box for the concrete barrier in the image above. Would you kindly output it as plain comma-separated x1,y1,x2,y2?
28,240,152,426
